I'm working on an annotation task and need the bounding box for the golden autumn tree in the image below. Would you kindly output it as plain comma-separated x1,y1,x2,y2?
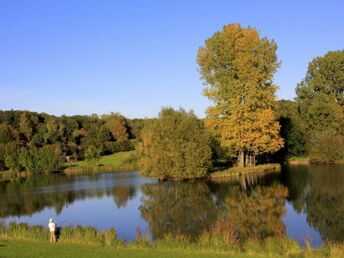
197,23,283,167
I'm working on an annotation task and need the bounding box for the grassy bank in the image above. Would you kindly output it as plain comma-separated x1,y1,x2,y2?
287,156,344,165
287,156,310,165
210,164,281,179
62,151,137,174
0,151,138,180
0,223,343,257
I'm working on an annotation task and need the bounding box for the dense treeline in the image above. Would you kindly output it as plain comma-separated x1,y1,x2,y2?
0,110,145,173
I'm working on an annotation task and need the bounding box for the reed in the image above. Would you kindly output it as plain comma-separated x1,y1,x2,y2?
3,222,344,257
0,222,117,247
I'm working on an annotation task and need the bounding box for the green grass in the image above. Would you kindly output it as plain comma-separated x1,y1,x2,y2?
288,156,310,161
66,151,136,168
0,238,339,258
63,151,138,174
0,240,253,258
210,164,281,179
0,223,340,258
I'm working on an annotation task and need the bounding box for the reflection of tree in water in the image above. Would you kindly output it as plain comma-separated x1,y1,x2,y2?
0,174,137,217
112,185,136,208
225,183,287,240
285,165,344,242
139,181,220,240
140,173,287,241
209,174,288,241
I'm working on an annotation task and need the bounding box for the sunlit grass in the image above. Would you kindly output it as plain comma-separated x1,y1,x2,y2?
63,151,138,174
65,151,136,168
210,164,281,179
2,222,343,257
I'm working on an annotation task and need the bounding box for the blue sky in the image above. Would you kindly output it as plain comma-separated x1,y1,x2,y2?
0,0,343,118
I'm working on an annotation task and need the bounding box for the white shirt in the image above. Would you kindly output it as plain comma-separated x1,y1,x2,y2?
48,222,56,232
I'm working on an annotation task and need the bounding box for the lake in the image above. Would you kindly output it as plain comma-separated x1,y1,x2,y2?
1,164,344,247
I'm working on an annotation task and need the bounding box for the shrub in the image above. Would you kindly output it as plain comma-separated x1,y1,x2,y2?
308,130,344,163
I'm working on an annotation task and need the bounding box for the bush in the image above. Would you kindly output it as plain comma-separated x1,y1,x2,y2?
84,146,101,166
18,145,64,173
103,140,135,154
308,130,344,163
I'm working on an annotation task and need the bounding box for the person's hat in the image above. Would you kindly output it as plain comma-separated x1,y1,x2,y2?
49,218,53,223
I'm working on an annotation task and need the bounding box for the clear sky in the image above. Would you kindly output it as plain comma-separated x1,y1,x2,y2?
0,0,343,118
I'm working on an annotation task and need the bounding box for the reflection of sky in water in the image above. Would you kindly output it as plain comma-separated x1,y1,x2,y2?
3,172,153,242
283,202,322,247
5,194,148,241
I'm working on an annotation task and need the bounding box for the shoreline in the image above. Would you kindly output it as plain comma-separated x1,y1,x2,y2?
0,222,341,257
209,163,281,180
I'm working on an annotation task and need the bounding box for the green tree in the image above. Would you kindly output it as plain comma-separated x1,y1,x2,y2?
197,23,283,167
3,143,22,171
275,100,306,158
138,108,212,179
296,50,344,107
0,124,14,144
103,113,129,141
296,50,344,162
18,145,64,173
84,146,101,166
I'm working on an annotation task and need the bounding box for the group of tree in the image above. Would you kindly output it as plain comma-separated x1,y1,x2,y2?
276,50,344,162
295,50,344,162
2,23,343,176
0,111,145,173
138,23,344,180
139,23,285,180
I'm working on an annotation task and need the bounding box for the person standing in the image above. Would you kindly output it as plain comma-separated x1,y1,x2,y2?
48,218,56,243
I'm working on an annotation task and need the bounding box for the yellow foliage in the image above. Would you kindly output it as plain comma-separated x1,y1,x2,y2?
198,23,283,160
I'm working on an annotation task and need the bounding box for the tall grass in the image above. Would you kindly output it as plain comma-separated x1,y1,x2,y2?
2,222,344,257
0,222,118,247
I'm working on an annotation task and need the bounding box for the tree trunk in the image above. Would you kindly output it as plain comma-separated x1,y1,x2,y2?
238,150,245,167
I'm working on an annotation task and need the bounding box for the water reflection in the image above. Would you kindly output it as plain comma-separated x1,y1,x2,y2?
140,181,219,239
1,166,344,245
207,175,287,241
283,165,344,243
0,172,150,217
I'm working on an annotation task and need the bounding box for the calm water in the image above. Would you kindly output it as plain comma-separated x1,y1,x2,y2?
1,165,344,246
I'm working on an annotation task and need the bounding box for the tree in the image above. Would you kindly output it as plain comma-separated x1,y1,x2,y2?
275,100,307,158
18,145,64,173
138,108,212,179
296,50,344,162
197,23,283,167
0,124,14,144
103,113,129,141
3,143,22,171
84,146,101,166
296,50,344,107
